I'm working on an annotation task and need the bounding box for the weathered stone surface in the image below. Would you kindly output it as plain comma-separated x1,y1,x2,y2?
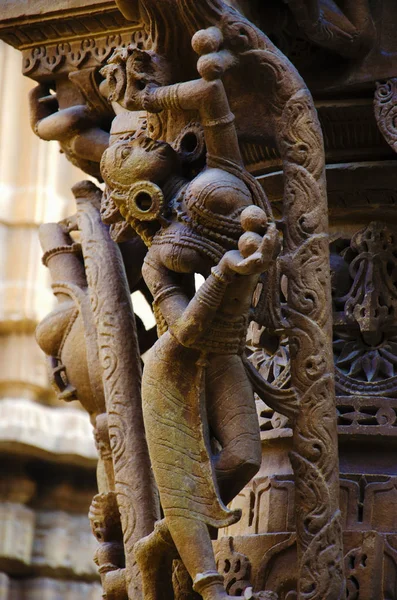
2,1,397,599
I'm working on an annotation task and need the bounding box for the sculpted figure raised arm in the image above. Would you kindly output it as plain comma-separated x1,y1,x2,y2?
100,27,281,600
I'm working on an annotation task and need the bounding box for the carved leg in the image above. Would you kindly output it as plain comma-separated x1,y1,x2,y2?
166,518,227,600
141,335,243,600
134,519,177,600
206,355,262,506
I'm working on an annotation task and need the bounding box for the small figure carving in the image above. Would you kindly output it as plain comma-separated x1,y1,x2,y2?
100,27,281,600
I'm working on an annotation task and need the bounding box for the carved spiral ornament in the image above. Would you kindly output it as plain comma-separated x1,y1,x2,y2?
374,78,397,153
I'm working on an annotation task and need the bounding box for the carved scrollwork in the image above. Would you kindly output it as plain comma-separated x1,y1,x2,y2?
374,78,397,154
22,29,149,78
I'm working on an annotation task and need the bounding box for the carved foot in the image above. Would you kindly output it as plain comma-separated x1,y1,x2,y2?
193,572,276,600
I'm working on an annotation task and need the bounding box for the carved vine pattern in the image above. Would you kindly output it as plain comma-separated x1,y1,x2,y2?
22,30,149,76
240,18,344,600
75,182,159,598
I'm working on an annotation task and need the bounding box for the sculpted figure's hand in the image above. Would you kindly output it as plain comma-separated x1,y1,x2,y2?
29,83,110,177
220,207,280,277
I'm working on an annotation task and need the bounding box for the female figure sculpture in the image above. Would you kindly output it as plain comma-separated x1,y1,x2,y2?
100,27,280,600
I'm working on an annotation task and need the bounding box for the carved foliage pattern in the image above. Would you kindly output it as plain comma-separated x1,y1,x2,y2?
374,78,397,154
276,70,343,600
23,30,149,77
75,184,159,598
212,12,344,596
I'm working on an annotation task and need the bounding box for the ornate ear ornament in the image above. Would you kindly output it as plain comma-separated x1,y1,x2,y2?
173,122,206,164
123,180,165,222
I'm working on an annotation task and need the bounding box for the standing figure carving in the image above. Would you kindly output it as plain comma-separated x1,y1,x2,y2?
100,30,281,599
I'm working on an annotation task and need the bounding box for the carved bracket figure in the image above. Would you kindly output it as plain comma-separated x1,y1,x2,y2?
33,1,344,599
97,3,343,596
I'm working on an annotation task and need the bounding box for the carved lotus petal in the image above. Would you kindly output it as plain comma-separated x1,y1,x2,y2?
378,356,394,378
335,341,363,367
381,343,397,364
333,338,346,352
361,352,380,382
348,356,365,378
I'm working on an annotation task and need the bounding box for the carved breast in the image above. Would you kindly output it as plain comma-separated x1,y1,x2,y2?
184,167,253,235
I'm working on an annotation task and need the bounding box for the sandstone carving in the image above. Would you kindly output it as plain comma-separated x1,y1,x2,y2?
2,0,397,599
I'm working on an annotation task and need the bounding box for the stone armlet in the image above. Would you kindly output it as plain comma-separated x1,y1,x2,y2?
152,284,183,306
42,242,82,267
143,84,182,113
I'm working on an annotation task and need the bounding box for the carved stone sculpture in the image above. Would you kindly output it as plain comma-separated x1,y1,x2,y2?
29,4,342,593
3,0,397,599
100,44,282,598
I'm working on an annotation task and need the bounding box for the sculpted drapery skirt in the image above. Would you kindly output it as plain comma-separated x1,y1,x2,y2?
141,331,240,528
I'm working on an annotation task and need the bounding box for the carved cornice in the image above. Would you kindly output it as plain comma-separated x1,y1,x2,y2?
0,1,142,79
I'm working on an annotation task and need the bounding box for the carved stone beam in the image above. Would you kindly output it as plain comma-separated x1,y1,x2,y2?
0,1,140,81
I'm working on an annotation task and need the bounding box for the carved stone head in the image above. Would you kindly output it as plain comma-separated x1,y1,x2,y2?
101,136,180,189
